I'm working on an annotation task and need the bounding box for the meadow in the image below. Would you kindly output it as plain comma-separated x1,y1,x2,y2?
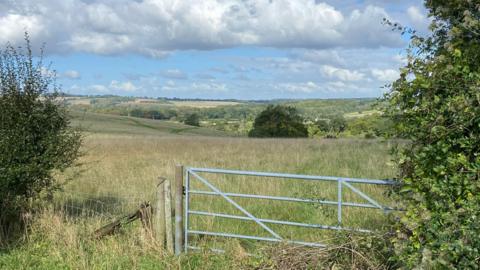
0,111,397,269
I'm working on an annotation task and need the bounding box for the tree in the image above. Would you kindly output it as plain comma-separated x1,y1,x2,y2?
184,113,200,126
384,2,480,268
248,105,308,138
315,119,330,133
0,35,81,243
330,115,347,133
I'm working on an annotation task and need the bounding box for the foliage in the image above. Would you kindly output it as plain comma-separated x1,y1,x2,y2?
330,115,347,133
257,232,397,269
66,96,379,135
0,36,81,244
183,113,200,127
248,105,308,138
384,1,480,268
347,113,393,137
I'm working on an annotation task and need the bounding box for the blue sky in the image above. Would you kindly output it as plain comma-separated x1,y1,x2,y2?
0,0,430,100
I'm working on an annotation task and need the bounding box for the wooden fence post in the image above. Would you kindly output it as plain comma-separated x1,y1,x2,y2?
164,179,174,253
175,164,184,255
155,177,166,248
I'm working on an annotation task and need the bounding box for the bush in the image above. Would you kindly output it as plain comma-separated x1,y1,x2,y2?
183,113,200,126
0,35,81,244
315,119,330,133
248,105,308,138
330,115,347,133
384,2,480,268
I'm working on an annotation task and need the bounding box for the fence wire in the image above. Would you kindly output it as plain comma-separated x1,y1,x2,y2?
53,189,157,222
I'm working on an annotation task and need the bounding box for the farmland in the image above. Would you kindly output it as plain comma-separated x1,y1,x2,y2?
1,109,397,269
65,95,386,137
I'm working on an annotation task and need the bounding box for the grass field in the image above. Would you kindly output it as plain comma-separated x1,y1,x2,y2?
70,110,228,137
0,112,397,269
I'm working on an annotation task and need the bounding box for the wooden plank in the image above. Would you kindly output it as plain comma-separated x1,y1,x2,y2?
93,203,150,239
174,165,184,255
164,179,174,253
155,177,166,248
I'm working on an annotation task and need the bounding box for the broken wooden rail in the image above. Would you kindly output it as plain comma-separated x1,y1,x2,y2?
93,165,185,255
93,202,152,239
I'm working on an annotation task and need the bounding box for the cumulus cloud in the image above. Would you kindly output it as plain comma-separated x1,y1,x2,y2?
406,6,430,35
0,0,404,56
371,68,399,82
294,49,345,66
89,84,109,93
320,65,365,81
160,69,188,80
275,81,322,93
63,70,81,79
109,80,139,92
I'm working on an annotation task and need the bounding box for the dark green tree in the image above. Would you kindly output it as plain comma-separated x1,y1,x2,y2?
184,113,200,126
315,119,330,133
248,105,308,138
330,115,347,133
384,1,480,268
0,36,81,243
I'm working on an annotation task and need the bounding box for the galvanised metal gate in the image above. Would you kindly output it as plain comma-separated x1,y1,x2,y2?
184,167,397,252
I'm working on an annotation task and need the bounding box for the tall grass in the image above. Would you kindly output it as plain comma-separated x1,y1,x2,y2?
1,134,397,269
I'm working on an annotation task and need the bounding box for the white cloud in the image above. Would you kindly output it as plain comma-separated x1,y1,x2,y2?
371,68,399,82
63,70,81,79
0,0,404,56
406,6,430,35
0,14,44,45
90,84,109,93
109,80,138,92
392,54,408,65
320,65,365,81
407,6,425,24
192,82,227,92
160,69,188,80
275,81,322,93
295,49,345,66
341,5,401,48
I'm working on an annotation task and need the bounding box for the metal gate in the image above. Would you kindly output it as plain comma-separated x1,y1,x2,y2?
184,167,397,252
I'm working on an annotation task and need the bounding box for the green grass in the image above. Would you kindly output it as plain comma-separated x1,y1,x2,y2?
1,111,398,269
70,110,228,137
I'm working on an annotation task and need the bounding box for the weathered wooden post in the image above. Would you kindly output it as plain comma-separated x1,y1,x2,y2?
164,179,174,253
155,177,166,248
174,164,184,255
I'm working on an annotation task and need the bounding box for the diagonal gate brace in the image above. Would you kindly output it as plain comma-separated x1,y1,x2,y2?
189,170,282,240
342,181,384,210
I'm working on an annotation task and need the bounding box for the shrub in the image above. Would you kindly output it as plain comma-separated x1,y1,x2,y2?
0,35,81,244
248,105,308,138
183,113,200,126
384,2,480,268
315,119,330,133
329,115,347,133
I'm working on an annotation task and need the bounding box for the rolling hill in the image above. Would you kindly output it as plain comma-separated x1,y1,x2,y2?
69,110,229,137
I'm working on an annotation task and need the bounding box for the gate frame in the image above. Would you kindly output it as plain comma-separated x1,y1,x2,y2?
183,167,398,253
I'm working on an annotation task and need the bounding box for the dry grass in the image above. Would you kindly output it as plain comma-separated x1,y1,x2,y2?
1,134,397,269
169,101,241,108
59,134,396,249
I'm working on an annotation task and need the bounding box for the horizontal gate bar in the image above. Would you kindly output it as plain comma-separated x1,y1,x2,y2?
188,210,372,233
186,245,226,253
189,171,283,240
188,167,396,185
188,190,392,210
188,230,326,248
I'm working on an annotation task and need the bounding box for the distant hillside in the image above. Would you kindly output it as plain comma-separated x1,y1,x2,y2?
70,110,229,137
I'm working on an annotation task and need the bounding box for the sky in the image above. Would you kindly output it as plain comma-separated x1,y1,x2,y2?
0,0,430,100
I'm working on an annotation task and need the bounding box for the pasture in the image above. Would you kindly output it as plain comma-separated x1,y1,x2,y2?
0,112,397,269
